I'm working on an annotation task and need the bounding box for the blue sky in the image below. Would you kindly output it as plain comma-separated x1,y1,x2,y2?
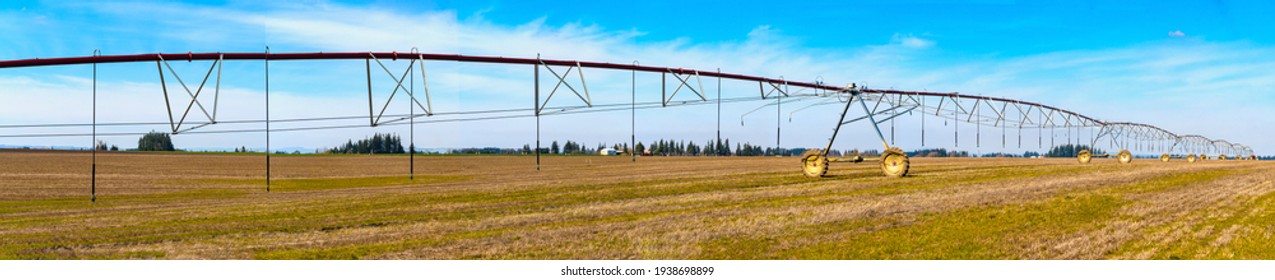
0,1,1271,155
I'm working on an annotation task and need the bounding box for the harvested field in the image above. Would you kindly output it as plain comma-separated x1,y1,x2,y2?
1,150,1273,259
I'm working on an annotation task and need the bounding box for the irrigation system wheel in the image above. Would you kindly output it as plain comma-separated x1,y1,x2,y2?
1219,154,1228,161
1160,153,1170,162
1077,149,1092,164
800,149,829,178
1187,154,1198,163
880,147,910,178
1118,150,1133,164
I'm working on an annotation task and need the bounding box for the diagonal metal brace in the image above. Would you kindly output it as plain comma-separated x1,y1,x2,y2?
157,54,221,133
537,60,592,113
665,70,707,106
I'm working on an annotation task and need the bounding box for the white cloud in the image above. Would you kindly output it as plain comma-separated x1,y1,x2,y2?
1169,30,1186,38
891,33,935,48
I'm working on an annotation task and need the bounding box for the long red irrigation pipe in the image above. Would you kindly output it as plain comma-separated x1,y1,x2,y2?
0,51,1104,125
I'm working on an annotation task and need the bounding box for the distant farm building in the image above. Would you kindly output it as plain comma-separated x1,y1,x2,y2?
599,148,620,155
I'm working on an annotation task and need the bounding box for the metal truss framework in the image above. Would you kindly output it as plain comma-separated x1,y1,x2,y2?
0,51,1258,199
775,88,1252,157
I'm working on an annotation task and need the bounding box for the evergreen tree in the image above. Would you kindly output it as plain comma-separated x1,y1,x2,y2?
721,139,727,155
137,131,175,151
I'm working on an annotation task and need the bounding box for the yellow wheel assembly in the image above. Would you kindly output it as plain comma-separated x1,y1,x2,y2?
880,147,910,178
1187,154,1197,163
1160,153,1170,162
800,149,829,178
1219,154,1227,161
1118,150,1133,164
1077,149,1092,164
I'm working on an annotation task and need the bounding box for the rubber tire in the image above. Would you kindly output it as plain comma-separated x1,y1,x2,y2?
1219,154,1227,161
801,149,829,178
1077,149,1092,164
880,147,910,178
1118,150,1133,164
1187,154,1197,163
1160,153,1170,162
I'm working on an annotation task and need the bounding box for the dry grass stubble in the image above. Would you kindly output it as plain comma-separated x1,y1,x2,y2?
1,150,1272,259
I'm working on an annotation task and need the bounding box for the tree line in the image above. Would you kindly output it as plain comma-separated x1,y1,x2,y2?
1045,144,1101,158
515,138,843,157
81,132,1128,159
327,133,406,154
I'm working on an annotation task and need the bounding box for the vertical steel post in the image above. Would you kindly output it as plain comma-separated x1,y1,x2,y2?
92,49,99,203
777,81,782,155
265,46,271,192
716,67,721,157
410,59,414,180
535,59,541,171
661,72,666,107
954,96,959,148
891,94,898,146
920,94,925,147
631,61,637,162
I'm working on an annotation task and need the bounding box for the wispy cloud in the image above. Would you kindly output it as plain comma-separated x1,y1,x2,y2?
890,33,935,49
1168,30,1186,38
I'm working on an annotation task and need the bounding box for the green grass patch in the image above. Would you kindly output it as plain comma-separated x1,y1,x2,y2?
1110,169,1275,259
1100,168,1233,196
250,171,814,259
0,188,251,216
853,164,1097,196
192,175,472,192
1208,190,1275,259
701,193,1125,259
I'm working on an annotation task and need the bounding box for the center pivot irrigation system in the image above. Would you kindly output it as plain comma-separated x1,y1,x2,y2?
0,50,1258,201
